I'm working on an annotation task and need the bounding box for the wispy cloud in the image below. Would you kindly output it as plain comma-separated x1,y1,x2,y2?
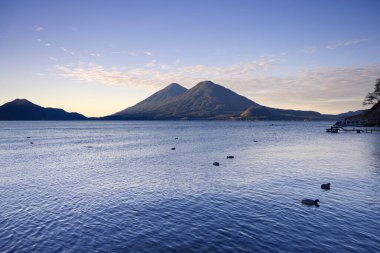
89,52,101,57
160,64,170,70
326,38,368,50
60,47,75,56
111,50,136,56
36,37,52,47
35,26,44,32
143,51,153,56
301,46,317,53
232,65,380,113
145,60,157,67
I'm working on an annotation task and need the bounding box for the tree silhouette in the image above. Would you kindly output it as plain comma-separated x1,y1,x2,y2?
363,79,380,105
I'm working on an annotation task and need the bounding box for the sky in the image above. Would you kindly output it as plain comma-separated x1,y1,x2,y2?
0,0,379,117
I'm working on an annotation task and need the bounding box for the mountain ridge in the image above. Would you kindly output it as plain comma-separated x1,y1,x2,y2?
152,81,260,119
0,82,365,121
0,99,87,120
112,81,261,119
110,81,334,120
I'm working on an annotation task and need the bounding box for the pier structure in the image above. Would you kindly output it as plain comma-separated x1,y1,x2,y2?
326,126,379,133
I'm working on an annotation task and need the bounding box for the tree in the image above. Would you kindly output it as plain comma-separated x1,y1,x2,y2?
363,79,380,105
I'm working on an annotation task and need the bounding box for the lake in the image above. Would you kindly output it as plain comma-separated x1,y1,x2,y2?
0,121,379,252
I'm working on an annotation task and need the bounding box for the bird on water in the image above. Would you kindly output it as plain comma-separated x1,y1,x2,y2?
321,183,330,190
302,199,319,206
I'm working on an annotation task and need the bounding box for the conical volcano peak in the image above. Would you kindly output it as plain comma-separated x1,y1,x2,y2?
113,83,188,116
9,99,34,105
166,83,185,89
162,83,187,92
195,80,218,88
3,99,39,108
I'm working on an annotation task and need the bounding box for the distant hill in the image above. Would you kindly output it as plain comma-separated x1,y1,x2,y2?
363,102,380,125
240,106,274,119
0,99,87,120
346,103,380,126
337,110,366,118
109,81,335,120
240,105,329,121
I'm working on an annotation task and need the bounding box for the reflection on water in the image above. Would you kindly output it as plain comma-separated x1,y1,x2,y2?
0,121,379,252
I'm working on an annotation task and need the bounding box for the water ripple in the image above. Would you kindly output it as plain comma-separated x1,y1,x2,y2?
0,121,379,252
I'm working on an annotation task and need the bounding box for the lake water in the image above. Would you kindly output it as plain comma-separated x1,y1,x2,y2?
0,121,379,252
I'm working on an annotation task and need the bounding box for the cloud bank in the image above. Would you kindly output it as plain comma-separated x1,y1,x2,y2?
54,56,277,89
53,56,380,113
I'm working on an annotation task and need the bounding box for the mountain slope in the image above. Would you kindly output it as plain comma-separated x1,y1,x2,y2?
363,102,380,125
113,83,187,118
0,99,87,120
240,105,330,120
240,106,275,119
337,110,366,118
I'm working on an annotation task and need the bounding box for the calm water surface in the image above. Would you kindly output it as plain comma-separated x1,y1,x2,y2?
0,121,379,252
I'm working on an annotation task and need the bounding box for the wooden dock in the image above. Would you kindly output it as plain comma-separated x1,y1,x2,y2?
326,126,380,133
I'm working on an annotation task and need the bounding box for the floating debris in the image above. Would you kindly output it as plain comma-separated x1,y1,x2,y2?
171,147,176,150
254,140,258,143
30,142,34,144
226,156,234,159
213,162,220,166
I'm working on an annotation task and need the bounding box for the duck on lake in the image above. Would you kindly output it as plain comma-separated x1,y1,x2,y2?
213,162,220,166
301,199,319,206
321,183,330,190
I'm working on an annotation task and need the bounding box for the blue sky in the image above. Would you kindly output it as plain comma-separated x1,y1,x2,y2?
1,0,379,116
